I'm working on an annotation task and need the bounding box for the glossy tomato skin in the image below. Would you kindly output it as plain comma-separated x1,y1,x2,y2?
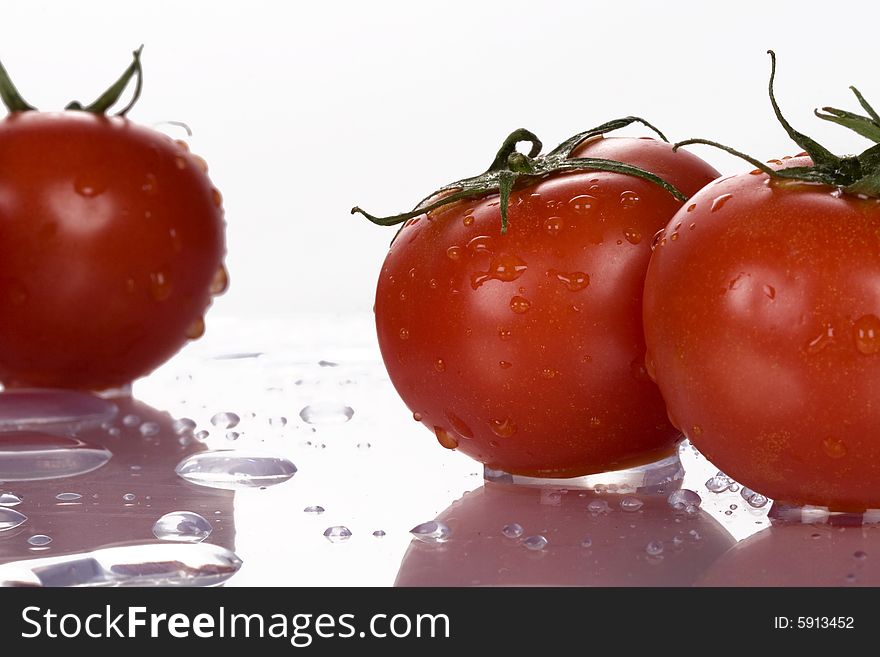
376,137,719,477
644,160,880,510
0,112,226,390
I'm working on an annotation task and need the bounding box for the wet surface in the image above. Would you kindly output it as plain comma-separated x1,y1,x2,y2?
0,314,876,586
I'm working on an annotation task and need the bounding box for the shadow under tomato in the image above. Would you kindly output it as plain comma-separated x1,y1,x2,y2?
395,481,734,587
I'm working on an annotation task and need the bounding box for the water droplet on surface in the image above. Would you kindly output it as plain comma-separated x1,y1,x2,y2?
691,425,703,438
739,487,769,508
210,266,229,295
581,537,593,548
509,295,531,314
122,414,141,428
668,489,702,510
149,271,173,301
357,442,371,450
434,358,446,372
686,203,697,212
471,254,528,289
122,493,137,503
0,432,112,482
498,328,512,341
172,418,196,435
0,492,22,506
544,216,563,235
399,328,410,340
645,541,664,556
446,246,463,260
410,520,450,543
225,431,240,441
152,511,212,543
27,534,52,547
434,427,458,450
372,530,386,538
855,550,868,561
269,416,288,428
299,402,353,425
73,175,106,198
705,473,735,493
55,492,82,502
502,523,524,538
854,314,880,355
619,191,640,208
0,390,118,433
587,500,611,515
540,368,557,379
0,507,27,532
711,194,733,212
463,215,474,226
194,430,209,442
175,450,297,490
623,228,642,244
185,317,206,340
489,417,517,438
139,422,160,437
569,195,597,213
763,285,776,300
806,323,835,354
467,235,492,254
304,505,325,514
620,497,644,512
412,412,423,422
499,360,513,369
589,416,602,428
211,412,240,429
822,437,847,459
548,270,590,291
522,535,548,551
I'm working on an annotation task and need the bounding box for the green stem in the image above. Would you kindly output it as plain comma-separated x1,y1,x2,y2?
0,57,36,112
66,45,144,116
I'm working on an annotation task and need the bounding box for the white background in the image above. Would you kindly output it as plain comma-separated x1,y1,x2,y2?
2,0,877,319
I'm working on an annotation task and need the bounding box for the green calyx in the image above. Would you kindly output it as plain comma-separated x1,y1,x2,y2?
352,116,687,235
0,46,144,117
674,50,880,197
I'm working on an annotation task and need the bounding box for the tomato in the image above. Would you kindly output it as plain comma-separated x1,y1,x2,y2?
0,51,226,391
644,52,880,511
368,127,719,477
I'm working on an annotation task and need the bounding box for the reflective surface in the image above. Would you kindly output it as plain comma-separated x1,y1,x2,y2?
1,314,876,586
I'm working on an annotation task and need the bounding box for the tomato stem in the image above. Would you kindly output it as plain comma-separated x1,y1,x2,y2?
0,58,36,112
674,51,880,198
352,116,685,236
66,46,144,116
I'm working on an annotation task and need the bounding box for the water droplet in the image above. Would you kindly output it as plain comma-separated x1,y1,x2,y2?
490,417,517,438
175,450,297,490
142,173,158,194
763,285,776,300
73,175,107,198
152,511,212,543
225,431,240,441
620,497,644,512
55,492,82,502
304,505,325,514
686,203,697,212
434,358,446,372
548,269,590,291
668,489,702,510
623,228,642,244
854,314,880,354
194,430,209,442
0,492,22,506
509,295,531,314
711,194,733,212
123,493,137,503
569,194,597,213
619,191,639,208
428,278,439,289
589,416,602,428
186,317,206,340
434,427,458,450
729,504,738,510
0,390,118,434
522,535,548,551
467,235,492,254
410,520,451,543
122,414,141,428
412,412,423,422
149,271,173,301
27,534,52,547
581,537,593,548
463,215,474,226
139,422,160,437
806,323,835,354
728,272,746,290
587,500,611,515
299,402,354,425
739,487,769,508
540,368,557,379
323,526,352,543
210,266,229,295
645,540,664,556
544,216,563,235
499,360,513,369
446,246,463,260
471,254,527,289
0,508,27,532
174,156,187,170
502,523,524,538
269,416,288,428
211,412,240,429
705,473,735,493
855,550,868,561
357,441,371,450
0,432,112,481
822,437,847,459
399,328,410,340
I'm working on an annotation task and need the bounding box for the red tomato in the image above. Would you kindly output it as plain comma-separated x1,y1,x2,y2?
374,135,719,477
0,111,226,390
643,157,880,510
